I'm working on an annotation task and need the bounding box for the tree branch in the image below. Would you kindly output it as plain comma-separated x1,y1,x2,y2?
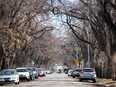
66,17,92,45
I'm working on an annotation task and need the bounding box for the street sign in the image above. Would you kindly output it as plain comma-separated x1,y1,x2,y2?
75,60,79,65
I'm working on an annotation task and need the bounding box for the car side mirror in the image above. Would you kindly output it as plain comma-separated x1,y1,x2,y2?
16,72,18,75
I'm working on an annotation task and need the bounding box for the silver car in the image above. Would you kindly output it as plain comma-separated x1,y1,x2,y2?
79,68,97,83
0,69,20,85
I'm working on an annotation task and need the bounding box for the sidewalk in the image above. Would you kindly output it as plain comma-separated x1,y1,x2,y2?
95,79,116,87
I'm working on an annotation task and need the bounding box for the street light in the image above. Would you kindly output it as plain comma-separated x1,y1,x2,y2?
84,20,90,68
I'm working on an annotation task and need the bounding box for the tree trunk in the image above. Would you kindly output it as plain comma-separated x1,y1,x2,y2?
0,46,4,70
106,55,113,78
1,58,6,70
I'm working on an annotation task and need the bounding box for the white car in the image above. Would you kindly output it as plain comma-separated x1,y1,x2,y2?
16,68,31,81
68,70,73,76
0,69,19,85
45,69,52,74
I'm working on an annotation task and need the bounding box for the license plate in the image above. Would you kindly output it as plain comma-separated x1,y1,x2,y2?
85,74,91,77
4,79,9,82
4,78,10,81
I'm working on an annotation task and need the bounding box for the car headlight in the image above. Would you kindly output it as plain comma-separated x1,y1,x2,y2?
12,76,17,80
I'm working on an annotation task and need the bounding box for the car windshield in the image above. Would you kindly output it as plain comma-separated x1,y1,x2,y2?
76,69,82,72
0,70,15,75
27,68,33,72
16,69,27,72
38,69,42,71
83,69,94,72
38,68,44,70
45,69,49,71
33,68,36,71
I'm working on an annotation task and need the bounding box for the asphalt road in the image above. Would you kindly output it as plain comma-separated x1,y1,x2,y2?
1,73,97,87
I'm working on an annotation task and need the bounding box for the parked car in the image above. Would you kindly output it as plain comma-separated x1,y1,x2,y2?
30,67,38,79
16,68,31,81
0,69,19,85
37,68,46,77
72,68,82,78
45,69,52,74
68,70,73,76
64,68,69,74
79,68,97,83
33,67,38,78
26,67,35,80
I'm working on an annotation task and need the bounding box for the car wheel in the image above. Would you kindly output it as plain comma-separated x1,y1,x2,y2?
31,77,33,80
73,76,75,78
79,79,82,82
0,83,4,85
27,78,30,81
33,76,35,80
15,82,18,85
18,82,20,84
93,79,96,83
31,76,35,80
30,76,33,80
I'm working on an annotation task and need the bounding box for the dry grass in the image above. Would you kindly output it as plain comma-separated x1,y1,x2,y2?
97,78,116,83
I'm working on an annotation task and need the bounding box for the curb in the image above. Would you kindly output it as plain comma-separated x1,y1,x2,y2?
95,82,105,86
95,82,116,87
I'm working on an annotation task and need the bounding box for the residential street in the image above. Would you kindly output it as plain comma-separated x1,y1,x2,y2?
1,73,97,87
0,1,116,86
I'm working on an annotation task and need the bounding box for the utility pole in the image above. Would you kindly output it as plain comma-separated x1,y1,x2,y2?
75,47,79,68
87,27,90,67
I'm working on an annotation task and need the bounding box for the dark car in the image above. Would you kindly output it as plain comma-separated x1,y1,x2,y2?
72,68,82,78
64,68,69,74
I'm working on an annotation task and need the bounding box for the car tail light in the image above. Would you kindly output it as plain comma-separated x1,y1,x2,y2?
80,72,84,74
38,72,42,75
